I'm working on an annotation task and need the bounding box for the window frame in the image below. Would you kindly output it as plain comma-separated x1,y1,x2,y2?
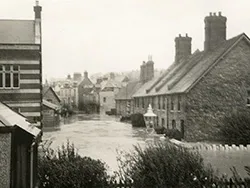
0,65,20,89
170,96,174,111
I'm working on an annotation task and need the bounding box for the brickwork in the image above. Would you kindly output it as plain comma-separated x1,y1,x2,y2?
186,39,250,141
0,133,11,188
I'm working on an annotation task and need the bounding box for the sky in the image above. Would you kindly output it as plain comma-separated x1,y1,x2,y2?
1,0,250,80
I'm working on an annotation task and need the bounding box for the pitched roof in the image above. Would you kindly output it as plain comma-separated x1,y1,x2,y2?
0,102,41,137
43,86,61,102
101,79,121,91
0,20,35,44
43,99,60,111
115,81,143,100
133,33,247,97
78,77,94,87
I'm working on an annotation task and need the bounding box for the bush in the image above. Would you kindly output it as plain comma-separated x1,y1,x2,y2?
219,111,250,145
131,113,146,127
116,142,215,188
164,128,183,141
38,141,112,188
154,126,166,134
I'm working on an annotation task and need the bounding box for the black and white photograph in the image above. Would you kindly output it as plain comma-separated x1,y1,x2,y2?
0,0,250,187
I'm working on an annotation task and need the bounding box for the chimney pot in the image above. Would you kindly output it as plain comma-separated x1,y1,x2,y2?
186,33,188,37
213,12,216,16
209,12,212,16
179,34,181,37
218,11,222,16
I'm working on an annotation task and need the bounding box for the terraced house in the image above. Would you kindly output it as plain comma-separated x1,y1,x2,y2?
133,12,250,141
0,1,42,127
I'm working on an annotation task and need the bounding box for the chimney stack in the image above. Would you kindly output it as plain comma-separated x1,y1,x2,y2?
34,0,42,44
204,12,227,51
146,55,154,81
84,71,88,79
175,34,192,63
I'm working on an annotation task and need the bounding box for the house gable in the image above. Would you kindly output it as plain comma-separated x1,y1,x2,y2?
185,35,250,141
43,86,61,105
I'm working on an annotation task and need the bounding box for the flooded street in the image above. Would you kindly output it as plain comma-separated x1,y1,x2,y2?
43,113,250,177
43,114,158,173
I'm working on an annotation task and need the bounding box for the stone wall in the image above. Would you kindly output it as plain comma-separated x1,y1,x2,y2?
186,39,250,141
0,133,11,188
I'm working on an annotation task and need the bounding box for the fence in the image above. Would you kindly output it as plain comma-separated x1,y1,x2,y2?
105,178,250,188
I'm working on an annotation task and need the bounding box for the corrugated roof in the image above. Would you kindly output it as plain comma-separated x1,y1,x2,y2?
0,102,41,137
115,81,143,100
0,20,35,44
133,33,245,97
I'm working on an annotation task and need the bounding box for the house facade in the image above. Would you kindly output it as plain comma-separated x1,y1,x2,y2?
0,1,42,127
133,12,250,141
100,73,122,114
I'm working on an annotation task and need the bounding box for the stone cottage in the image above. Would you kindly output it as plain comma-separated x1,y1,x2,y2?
133,12,250,141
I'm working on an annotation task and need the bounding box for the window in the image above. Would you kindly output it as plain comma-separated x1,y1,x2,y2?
151,97,154,108
247,90,250,105
162,118,165,126
158,96,161,109
0,65,20,89
103,97,106,103
172,120,176,129
171,96,174,111
177,95,181,111
162,97,166,110
47,99,53,103
142,98,145,108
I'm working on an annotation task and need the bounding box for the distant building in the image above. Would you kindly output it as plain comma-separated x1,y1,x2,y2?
100,73,122,114
0,1,42,126
133,12,250,141
73,72,82,82
59,81,77,108
43,86,61,128
43,86,61,106
115,81,142,116
0,101,41,188
78,71,98,112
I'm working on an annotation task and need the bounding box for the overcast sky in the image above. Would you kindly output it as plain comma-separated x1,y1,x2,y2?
1,0,250,80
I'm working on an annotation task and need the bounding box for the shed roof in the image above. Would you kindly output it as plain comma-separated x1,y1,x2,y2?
43,99,60,111
0,102,41,137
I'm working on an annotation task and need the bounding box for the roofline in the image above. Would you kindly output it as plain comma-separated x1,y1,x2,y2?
186,33,247,93
0,101,27,119
0,43,40,46
0,19,34,21
43,87,61,102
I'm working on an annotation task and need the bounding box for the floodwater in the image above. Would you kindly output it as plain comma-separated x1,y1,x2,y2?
43,114,250,177
42,113,161,173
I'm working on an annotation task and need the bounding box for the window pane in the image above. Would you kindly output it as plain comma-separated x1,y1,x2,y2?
13,73,19,87
13,65,19,71
0,73,2,87
5,73,11,87
0,65,3,71
5,65,10,71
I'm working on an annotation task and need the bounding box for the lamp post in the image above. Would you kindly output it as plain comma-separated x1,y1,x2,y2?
144,104,157,134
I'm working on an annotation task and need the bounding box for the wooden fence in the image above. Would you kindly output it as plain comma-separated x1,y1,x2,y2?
105,178,250,188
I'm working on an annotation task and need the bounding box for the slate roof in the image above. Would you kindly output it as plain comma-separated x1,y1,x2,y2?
78,77,94,88
115,81,143,100
43,86,61,102
0,102,41,137
101,79,122,91
43,99,60,111
133,33,247,97
0,20,35,44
